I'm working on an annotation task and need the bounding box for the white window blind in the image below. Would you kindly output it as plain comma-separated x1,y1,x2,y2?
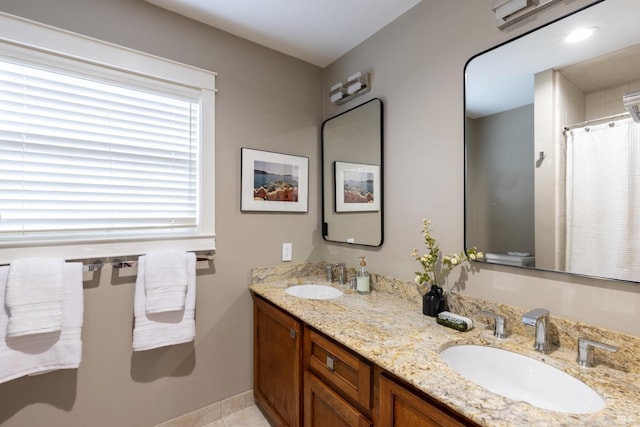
1,60,200,241
0,12,216,261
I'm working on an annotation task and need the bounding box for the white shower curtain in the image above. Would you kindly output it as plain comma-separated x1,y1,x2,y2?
565,117,640,282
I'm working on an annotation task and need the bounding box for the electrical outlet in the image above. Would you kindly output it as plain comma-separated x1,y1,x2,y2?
282,243,293,262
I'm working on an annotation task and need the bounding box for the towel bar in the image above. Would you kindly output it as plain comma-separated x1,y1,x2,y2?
101,251,214,271
0,251,215,273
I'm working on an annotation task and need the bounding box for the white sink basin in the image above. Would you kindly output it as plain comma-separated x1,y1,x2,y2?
439,344,604,414
285,284,343,300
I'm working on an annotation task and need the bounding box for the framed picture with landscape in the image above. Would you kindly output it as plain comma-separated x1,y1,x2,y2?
241,148,309,212
334,161,380,212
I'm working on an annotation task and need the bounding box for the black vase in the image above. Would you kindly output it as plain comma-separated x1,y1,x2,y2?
422,284,445,317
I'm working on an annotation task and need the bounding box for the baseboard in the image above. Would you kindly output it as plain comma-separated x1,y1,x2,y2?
155,389,255,427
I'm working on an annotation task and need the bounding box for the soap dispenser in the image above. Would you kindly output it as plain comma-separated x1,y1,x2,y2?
356,255,370,295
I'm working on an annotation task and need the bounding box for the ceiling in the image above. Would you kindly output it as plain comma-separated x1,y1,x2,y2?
558,44,640,94
144,0,422,67
466,0,640,118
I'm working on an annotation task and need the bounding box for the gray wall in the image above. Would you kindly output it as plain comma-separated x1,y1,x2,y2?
2,0,640,426
0,0,321,426
320,0,640,337
467,105,535,256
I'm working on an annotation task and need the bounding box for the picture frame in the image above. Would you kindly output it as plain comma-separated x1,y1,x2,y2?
334,161,380,212
241,148,309,212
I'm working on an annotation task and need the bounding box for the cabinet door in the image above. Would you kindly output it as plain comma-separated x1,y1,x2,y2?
304,371,372,427
378,374,473,427
254,296,302,427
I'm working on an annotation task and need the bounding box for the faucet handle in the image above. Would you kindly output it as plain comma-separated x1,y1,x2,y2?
479,310,507,339
577,338,618,368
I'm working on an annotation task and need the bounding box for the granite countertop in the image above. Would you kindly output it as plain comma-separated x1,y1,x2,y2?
250,278,640,427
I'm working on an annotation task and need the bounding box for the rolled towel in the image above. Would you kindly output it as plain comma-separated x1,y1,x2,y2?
6,257,65,337
133,252,196,351
144,250,188,314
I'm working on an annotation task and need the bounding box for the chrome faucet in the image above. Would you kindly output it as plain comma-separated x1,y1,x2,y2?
577,338,618,367
325,264,334,282
522,308,551,353
334,263,346,285
326,263,346,285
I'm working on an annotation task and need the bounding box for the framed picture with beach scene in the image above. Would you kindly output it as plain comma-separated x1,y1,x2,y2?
334,161,380,212
241,148,309,212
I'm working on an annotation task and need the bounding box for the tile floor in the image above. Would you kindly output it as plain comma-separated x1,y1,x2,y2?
202,405,270,427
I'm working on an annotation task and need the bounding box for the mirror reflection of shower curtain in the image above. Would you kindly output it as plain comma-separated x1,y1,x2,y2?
565,118,640,282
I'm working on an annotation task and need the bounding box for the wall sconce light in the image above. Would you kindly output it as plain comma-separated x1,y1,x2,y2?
329,72,370,105
493,0,529,20
329,82,344,103
493,0,568,30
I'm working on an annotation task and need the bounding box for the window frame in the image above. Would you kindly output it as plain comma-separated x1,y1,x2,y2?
0,12,216,263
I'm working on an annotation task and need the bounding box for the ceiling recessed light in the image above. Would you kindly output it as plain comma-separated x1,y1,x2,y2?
564,27,598,43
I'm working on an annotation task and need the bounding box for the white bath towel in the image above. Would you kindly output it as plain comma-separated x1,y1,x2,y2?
5,257,65,337
143,250,189,314
0,263,84,384
133,252,196,351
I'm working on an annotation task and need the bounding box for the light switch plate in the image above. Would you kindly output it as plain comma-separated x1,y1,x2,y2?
282,243,292,262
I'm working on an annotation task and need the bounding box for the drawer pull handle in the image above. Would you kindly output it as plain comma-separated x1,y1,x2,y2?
326,355,335,371
290,328,297,339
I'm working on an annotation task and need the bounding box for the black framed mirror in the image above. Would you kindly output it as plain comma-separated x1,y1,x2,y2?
465,0,640,283
322,98,383,247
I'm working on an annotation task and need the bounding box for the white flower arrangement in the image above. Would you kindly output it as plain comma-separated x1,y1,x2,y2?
411,219,483,286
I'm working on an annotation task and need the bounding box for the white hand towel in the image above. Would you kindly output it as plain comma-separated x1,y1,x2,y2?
0,263,84,384
144,250,189,314
133,252,196,351
6,257,65,337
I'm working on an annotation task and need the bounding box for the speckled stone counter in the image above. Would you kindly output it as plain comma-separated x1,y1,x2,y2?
250,262,640,427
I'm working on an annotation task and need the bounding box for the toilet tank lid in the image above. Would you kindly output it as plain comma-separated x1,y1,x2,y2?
485,252,535,262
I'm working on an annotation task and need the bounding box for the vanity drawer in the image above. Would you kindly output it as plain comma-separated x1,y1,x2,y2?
304,327,372,411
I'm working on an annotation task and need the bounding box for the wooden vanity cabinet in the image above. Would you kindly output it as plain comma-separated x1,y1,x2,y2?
253,295,302,427
303,327,373,427
378,373,479,427
252,295,478,427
